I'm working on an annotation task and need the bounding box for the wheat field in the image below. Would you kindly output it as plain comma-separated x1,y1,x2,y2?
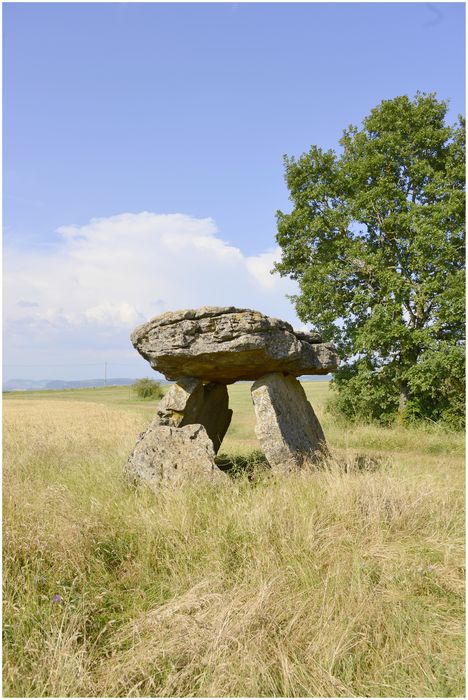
3,382,465,697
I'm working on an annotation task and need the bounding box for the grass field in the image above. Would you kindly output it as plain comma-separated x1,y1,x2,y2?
3,382,465,697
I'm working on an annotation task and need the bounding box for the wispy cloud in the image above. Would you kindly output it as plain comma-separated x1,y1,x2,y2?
423,2,444,27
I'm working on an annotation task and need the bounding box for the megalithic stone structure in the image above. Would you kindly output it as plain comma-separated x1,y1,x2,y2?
125,307,339,487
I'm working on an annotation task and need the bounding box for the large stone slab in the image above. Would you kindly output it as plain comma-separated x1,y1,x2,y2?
251,373,329,471
151,377,232,453
131,306,338,384
125,424,227,487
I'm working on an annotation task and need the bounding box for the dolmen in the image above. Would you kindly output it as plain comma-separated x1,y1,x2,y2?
125,306,339,487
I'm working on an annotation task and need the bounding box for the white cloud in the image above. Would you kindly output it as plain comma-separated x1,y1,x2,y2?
245,248,284,290
4,212,301,373
84,302,144,327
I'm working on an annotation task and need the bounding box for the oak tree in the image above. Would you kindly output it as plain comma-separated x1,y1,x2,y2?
275,93,465,427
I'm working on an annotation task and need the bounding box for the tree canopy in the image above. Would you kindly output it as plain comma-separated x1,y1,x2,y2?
275,93,465,427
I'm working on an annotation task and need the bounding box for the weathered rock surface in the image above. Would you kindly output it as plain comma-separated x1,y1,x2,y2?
131,306,338,383
125,423,227,487
151,377,232,453
251,373,329,471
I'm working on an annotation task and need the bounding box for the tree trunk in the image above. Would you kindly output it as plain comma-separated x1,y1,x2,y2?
398,380,410,421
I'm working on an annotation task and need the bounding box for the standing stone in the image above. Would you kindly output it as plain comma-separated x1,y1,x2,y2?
251,373,329,472
153,377,205,427
147,377,232,454
125,424,227,487
196,382,233,454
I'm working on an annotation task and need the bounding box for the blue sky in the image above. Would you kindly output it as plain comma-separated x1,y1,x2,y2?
3,2,466,381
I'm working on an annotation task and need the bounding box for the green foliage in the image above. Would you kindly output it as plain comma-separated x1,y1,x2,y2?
328,361,400,425
275,92,465,426
328,348,466,431
405,343,466,430
132,377,164,400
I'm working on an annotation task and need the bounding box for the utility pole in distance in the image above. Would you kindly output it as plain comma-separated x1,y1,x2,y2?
104,361,107,387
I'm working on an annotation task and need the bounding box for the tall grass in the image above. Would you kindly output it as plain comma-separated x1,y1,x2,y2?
3,394,465,697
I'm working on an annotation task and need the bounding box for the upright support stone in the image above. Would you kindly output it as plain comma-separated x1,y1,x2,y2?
251,372,329,472
147,377,232,454
197,382,233,454
153,377,205,427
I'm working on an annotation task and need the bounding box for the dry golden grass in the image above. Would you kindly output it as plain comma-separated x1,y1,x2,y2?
3,387,465,697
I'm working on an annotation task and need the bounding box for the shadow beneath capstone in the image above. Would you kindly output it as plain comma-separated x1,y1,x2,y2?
215,450,390,482
345,453,391,472
215,450,271,480
325,452,391,474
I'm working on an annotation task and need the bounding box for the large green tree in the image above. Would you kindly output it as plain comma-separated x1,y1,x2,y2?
275,93,465,427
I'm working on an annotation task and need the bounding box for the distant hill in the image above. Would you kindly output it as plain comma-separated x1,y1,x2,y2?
2,378,165,392
3,375,330,392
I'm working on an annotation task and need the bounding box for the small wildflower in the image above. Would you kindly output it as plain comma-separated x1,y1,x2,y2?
52,594,62,603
